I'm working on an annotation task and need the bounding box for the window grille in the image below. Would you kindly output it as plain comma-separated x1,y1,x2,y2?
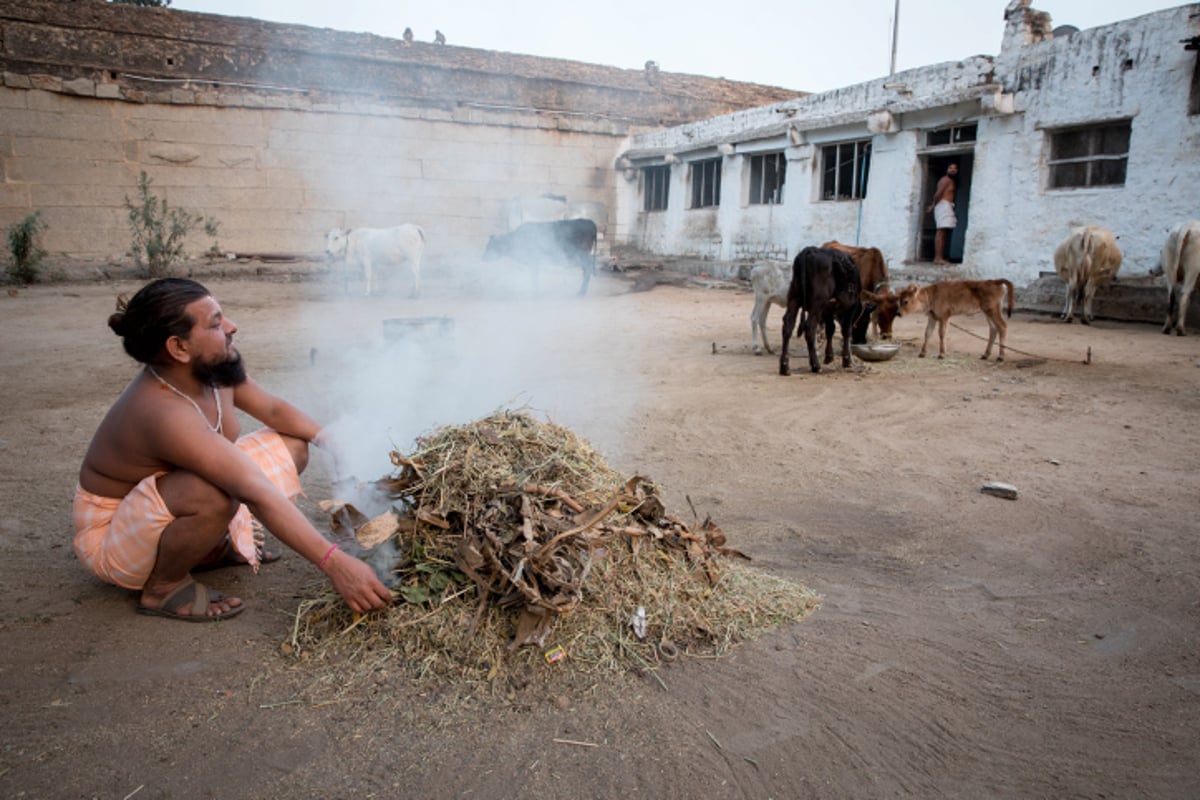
748,152,786,205
820,140,871,200
926,124,977,147
690,158,722,208
1047,122,1130,189
642,165,670,211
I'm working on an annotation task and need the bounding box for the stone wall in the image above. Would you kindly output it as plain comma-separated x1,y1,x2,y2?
0,0,804,266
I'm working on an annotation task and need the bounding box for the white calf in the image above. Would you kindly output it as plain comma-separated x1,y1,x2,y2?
1162,220,1200,336
750,261,791,354
325,225,426,297
1053,225,1122,324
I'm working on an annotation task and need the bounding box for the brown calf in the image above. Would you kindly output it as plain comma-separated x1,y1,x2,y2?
892,279,1015,361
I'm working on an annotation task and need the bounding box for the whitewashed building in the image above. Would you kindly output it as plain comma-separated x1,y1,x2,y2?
613,1,1200,285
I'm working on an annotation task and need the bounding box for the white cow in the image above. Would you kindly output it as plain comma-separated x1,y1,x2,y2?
324,225,426,297
750,261,791,354
1053,225,1123,324
1162,220,1200,336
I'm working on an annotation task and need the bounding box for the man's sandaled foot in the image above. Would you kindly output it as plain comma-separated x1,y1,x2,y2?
194,535,280,572
137,578,244,622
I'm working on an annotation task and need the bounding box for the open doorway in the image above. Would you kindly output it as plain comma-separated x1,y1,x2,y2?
919,153,973,264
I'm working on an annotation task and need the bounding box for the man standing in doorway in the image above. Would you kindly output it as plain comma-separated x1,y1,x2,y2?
927,163,958,265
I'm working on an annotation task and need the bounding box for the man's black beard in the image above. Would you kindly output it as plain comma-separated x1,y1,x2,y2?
194,351,247,387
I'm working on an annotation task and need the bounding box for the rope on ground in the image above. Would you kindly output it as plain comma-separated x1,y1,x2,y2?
945,319,1091,364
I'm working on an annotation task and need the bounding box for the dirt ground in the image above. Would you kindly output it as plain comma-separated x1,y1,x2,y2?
1,261,1199,800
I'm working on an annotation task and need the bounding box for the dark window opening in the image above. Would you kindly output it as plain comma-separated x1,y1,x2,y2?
748,152,786,205
642,164,670,211
926,124,977,147
1047,121,1130,189
1190,53,1200,115
821,140,871,201
689,158,722,208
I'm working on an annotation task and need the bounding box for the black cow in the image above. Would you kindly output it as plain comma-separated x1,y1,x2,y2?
483,219,598,296
779,246,864,375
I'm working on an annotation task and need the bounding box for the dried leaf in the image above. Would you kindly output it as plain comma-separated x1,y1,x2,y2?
356,509,400,549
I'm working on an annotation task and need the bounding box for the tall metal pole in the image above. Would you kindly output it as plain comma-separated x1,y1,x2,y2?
889,0,900,75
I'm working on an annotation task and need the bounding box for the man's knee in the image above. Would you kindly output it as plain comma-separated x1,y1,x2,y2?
279,434,310,475
157,471,238,524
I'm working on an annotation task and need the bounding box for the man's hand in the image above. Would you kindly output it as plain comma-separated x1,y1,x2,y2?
323,549,393,613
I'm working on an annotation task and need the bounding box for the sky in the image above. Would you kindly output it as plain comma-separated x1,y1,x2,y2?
167,0,1180,93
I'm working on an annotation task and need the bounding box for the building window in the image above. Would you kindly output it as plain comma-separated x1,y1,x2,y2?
689,158,721,208
748,152,786,205
642,165,670,211
821,140,871,200
1189,50,1200,115
1047,121,1131,189
926,124,977,147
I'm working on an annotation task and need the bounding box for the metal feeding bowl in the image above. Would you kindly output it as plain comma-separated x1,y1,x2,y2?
382,316,454,343
851,342,901,362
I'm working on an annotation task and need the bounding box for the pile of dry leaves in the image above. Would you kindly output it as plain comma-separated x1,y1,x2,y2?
290,409,817,687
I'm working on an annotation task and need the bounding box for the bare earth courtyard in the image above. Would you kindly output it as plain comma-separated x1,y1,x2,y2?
1,263,1198,799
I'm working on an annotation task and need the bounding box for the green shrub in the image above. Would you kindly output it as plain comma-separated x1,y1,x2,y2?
125,171,220,278
5,212,48,285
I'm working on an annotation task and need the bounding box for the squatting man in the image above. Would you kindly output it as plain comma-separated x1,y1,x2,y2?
73,277,392,621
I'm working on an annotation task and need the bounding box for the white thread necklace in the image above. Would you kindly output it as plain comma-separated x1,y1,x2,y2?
146,365,223,433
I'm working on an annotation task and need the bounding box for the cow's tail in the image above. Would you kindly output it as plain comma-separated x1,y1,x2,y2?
1082,228,1099,277
1001,279,1015,319
1075,228,1097,307
1171,226,1190,286
797,252,811,320
417,226,427,245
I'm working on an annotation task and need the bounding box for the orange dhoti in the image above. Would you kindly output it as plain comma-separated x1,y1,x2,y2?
72,429,302,590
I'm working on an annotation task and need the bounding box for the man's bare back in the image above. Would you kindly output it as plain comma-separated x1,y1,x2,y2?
934,174,956,205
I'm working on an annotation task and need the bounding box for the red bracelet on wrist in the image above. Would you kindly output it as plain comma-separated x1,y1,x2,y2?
317,543,338,572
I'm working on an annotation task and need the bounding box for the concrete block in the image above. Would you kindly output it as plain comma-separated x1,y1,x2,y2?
5,158,130,187
261,168,307,189
61,78,95,97
122,116,267,148
128,164,261,191
0,87,29,110
29,75,62,92
30,183,131,208
12,135,125,161
0,183,32,209
173,186,304,212
96,83,122,100
11,109,123,142
4,73,32,90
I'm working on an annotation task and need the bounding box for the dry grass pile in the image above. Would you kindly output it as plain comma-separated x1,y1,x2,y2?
290,409,818,688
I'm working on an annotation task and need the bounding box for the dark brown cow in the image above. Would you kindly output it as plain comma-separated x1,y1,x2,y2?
779,247,863,375
821,240,890,293
823,240,892,339
483,219,597,296
887,279,1015,361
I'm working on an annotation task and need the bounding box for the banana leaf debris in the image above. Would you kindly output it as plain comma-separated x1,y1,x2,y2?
290,409,819,686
